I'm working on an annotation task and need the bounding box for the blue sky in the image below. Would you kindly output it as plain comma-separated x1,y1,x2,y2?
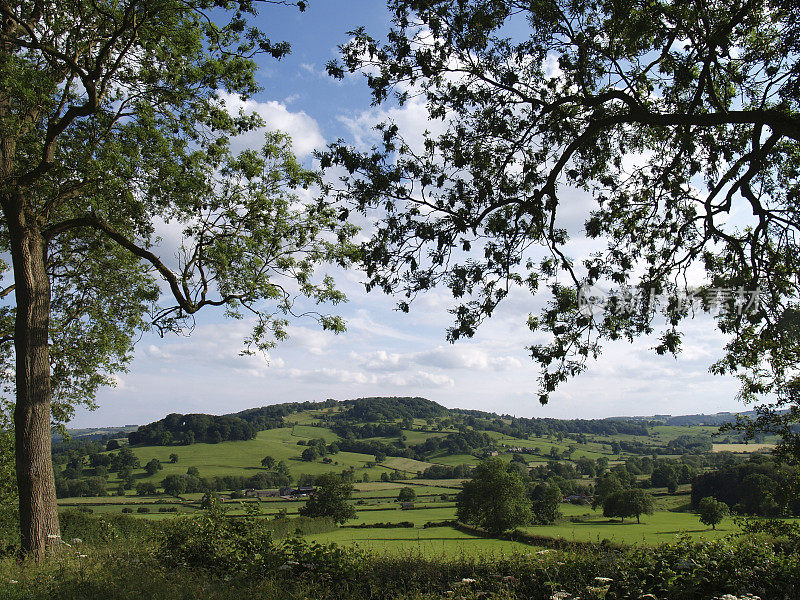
73,1,747,427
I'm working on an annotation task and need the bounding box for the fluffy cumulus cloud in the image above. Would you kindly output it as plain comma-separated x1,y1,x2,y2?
217,91,325,158
350,346,523,373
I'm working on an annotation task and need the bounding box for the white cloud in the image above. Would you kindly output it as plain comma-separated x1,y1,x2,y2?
218,91,325,158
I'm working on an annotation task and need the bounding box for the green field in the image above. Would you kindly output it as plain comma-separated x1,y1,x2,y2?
307,525,536,557
109,427,396,485
302,501,742,554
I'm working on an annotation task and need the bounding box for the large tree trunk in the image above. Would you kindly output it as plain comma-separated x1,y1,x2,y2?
7,208,59,556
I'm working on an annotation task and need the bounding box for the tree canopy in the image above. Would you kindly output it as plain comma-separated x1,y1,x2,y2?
324,0,800,455
603,489,655,523
698,496,729,529
1,0,354,554
298,473,356,524
456,456,532,534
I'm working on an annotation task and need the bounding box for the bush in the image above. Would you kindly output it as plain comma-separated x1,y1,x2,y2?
159,504,279,573
58,510,154,543
343,522,414,529
137,506,150,514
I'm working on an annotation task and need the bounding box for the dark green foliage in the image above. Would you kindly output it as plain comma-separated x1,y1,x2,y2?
603,489,655,524
54,476,107,499
691,456,800,516
344,521,414,529
592,474,624,510
301,446,321,461
698,497,729,529
420,464,474,479
396,487,416,502
58,509,154,544
136,482,157,496
530,483,562,525
129,414,257,446
144,459,162,476
651,464,680,491
456,457,532,535
336,397,448,422
298,474,356,524
666,436,714,455
330,423,403,439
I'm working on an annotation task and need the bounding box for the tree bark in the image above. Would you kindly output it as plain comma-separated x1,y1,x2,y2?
6,203,60,557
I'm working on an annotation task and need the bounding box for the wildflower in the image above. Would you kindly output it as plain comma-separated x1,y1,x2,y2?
461,578,476,584
594,577,613,584
78,554,88,559
551,592,572,600
71,538,82,545
9,580,17,584
537,549,556,555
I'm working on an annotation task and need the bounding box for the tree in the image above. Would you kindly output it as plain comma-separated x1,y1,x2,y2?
603,489,655,524
186,466,200,478
301,446,320,462
592,474,624,511
530,482,562,525
298,473,356,524
144,458,162,476
698,497,729,530
651,464,679,493
261,455,276,469
136,482,157,496
169,454,179,464
374,452,387,463
456,457,532,535
325,1,800,456
397,487,416,502
1,0,354,555
162,474,188,498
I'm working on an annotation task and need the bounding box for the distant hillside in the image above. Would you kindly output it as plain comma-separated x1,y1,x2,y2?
609,411,764,427
125,396,656,448
55,425,137,443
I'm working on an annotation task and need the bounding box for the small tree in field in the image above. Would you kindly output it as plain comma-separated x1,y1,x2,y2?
456,457,532,535
169,454,179,464
298,474,355,524
144,459,162,476
603,489,655,524
397,487,416,502
261,456,276,470
698,497,729,530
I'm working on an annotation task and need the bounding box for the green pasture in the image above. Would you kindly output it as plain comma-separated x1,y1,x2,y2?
400,429,446,445
521,504,738,545
426,453,477,466
307,525,536,557
110,427,394,486
379,456,437,473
